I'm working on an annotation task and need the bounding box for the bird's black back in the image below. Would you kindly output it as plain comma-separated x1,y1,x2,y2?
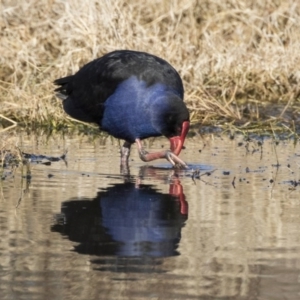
54,50,184,124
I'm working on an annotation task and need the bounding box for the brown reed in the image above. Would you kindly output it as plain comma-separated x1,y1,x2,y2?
1,0,300,131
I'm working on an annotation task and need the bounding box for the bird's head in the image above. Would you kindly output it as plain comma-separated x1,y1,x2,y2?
154,95,190,156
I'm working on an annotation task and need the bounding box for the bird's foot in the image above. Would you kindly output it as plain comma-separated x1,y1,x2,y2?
165,150,187,169
135,139,187,169
138,148,149,161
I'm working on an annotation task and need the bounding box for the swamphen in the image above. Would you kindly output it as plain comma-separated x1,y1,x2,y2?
54,50,190,168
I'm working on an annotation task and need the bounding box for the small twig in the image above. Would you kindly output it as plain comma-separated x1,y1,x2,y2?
0,114,17,133
199,169,217,178
270,123,280,167
15,161,31,209
279,93,293,119
232,176,236,189
66,116,98,128
191,168,217,185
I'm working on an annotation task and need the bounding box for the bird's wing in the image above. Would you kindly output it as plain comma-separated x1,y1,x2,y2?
54,50,184,124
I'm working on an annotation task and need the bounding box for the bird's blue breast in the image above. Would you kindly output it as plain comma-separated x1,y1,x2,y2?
101,76,177,142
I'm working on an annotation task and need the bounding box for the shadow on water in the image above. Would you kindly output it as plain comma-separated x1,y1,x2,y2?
51,167,188,272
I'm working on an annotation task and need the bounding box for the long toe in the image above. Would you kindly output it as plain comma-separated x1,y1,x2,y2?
166,151,187,169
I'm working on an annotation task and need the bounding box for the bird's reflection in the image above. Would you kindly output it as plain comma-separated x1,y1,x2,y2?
52,167,188,259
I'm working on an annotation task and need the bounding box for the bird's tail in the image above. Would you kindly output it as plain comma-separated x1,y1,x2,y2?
53,75,73,100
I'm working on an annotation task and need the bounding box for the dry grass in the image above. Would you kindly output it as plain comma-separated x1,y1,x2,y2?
1,0,300,131
0,133,23,179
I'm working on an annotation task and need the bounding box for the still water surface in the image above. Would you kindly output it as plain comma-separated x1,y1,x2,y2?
1,132,300,299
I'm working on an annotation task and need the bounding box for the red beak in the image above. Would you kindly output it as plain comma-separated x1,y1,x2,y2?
169,121,190,155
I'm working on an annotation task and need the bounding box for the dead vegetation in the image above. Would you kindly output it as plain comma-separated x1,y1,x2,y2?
0,133,23,180
1,0,300,131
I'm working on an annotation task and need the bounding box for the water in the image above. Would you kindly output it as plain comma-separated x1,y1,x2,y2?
1,132,300,299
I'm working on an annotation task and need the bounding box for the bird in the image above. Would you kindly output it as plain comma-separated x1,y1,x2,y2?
54,50,190,168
